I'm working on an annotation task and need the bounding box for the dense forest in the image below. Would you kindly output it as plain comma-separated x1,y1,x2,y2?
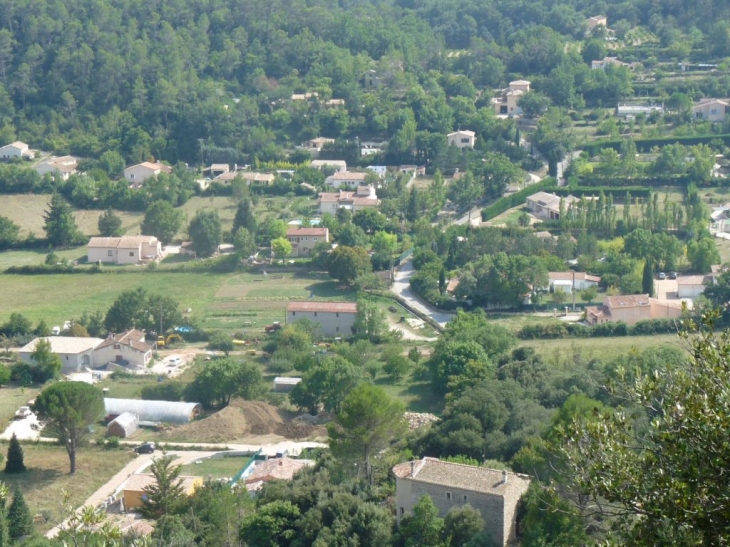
0,0,729,167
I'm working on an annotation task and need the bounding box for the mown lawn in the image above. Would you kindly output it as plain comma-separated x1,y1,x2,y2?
0,382,40,425
522,333,683,362
0,444,135,533
179,456,251,479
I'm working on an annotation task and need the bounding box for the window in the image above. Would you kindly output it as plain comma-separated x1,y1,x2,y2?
129,252,134,257
461,138,470,143
291,311,296,316
313,237,318,241
336,312,339,318
114,344,120,350
446,492,452,500
108,250,113,256
336,326,339,332
314,312,317,317
463,495,468,502
400,507,405,516
712,109,718,115
130,174,135,179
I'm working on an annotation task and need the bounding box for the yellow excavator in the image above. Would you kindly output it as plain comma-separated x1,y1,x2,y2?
156,333,183,347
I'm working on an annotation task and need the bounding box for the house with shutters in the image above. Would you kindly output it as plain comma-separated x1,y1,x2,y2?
286,227,329,257
286,301,358,337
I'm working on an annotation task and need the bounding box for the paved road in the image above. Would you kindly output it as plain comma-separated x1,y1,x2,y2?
391,261,453,327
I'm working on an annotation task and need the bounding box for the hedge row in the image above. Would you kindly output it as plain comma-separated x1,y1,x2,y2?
517,318,679,339
481,178,558,221
576,175,691,188
4,264,103,275
553,186,655,199
583,134,730,156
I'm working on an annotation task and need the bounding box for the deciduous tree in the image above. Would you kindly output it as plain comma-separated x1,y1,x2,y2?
271,237,292,261
188,209,222,256
43,193,81,248
97,208,123,237
328,245,372,285
141,200,183,245
33,382,105,474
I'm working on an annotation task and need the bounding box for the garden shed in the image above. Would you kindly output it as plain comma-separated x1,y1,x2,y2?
104,398,202,424
107,412,139,438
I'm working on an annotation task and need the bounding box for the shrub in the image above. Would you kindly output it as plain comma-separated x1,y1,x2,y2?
141,382,184,401
5,434,26,473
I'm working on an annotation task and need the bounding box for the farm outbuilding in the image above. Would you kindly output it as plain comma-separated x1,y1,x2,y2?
104,398,202,424
274,377,302,392
107,412,139,438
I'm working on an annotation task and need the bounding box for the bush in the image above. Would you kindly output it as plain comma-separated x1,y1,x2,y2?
5,434,26,473
141,382,184,401
517,318,679,339
104,436,120,449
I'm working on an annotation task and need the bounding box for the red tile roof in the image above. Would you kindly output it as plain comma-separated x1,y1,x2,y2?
287,301,358,314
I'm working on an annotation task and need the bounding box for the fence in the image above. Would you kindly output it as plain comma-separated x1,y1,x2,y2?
228,449,262,487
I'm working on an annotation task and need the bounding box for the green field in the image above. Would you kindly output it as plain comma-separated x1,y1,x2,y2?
521,333,682,361
180,456,251,479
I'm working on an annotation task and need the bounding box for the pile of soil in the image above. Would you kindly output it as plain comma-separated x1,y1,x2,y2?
161,399,320,443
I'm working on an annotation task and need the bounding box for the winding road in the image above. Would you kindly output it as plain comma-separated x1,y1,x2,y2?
390,261,453,328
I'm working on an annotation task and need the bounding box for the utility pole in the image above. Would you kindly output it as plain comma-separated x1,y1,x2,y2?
572,270,576,312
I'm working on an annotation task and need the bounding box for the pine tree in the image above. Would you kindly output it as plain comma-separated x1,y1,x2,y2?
43,193,80,248
0,484,9,547
232,199,257,235
4,434,25,474
7,488,32,540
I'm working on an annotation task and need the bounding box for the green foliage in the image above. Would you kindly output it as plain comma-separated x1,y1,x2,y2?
353,300,391,343
207,331,235,355
328,383,405,483
30,338,62,381
0,365,9,385
43,193,82,248
397,495,444,547
185,357,266,409
687,235,720,273
520,484,587,547
239,500,300,547
0,484,9,547
141,200,184,245
328,245,372,285
443,505,486,547
289,355,365,414
141,455,186,519
104,286,182,333
7,487,32,540
233,200,257,237
141,381,184,402
97,208,123,237
33,382,105,474
4,434,25,474
0,216,20,249
1,312,32,337
188,209,222,256
233,227,257,259
271,237,292,260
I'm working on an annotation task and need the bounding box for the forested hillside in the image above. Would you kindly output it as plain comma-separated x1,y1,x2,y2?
0,0,728,166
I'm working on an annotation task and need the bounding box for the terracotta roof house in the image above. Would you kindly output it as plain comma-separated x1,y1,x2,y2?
124,161,172,187
0,141,33,160
585,294,683,325
286,301,358,337
35,155,78,180
318,186,379,215
87,236,162,265
244,457,310,492
94,329,154,369
447,130,476,149
692,99,730,123
123,473,202,511
393,458,530,547
325,171,369,189
525,192,580,220
492,81,531,117
19,337,105,373
286,227,329,257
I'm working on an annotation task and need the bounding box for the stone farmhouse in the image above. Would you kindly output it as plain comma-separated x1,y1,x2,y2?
87,236,162,265
286,227,329,257
393,458,531,546
286,301,358,337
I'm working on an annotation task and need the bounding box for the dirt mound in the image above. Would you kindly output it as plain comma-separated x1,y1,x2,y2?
275,421,327,439
160,399,294,443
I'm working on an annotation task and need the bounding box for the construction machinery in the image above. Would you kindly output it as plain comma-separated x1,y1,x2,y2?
264,321,282,334
156,333,184,347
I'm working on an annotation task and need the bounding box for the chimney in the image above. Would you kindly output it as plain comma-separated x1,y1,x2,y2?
410,461,415,477
502,470,508,484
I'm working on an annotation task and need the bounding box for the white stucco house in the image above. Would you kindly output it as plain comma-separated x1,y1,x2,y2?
20,337,105,373
87,236,162,264
447,130,476,149
547,272,601,293
34,156,78,180
692,99,729,123
0,141,33,160
318,186,379,215
325,171,369,189
286,301,358,337
124,161,172,187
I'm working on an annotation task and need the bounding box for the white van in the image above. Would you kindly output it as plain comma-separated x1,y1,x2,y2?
168,356,183,366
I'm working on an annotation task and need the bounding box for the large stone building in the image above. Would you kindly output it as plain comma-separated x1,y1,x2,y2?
286,227,329,257
286,301,358,337
393,458,531,546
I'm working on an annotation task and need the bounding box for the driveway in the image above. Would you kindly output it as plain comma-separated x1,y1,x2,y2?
0,413,42,441
391,261,453,327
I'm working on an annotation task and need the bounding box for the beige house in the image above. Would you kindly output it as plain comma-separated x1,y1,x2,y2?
492,81,530,117
35,156,78,180
393,458,530,547
310,159,347,172
286,301,358,337
124,161,172,187
677,275,713,298
447,130,476,149
244,457,311,492
526,191,580,220
204,163,230,177
591,57,629,70
94,330,154,369
87,236,162,265
360,69,383,88
123,473,202,511
0,141,32,160
585,294,683,326
19,337,105,373
586,15,607,30
318,186,379,215
286,227,329,257
291,92,318,101
325,171,369,189
692,99,729,123
304,137,335,149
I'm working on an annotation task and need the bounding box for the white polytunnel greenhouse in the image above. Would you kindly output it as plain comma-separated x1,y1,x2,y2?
104,398,203,424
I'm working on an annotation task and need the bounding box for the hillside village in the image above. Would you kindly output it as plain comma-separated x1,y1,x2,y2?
1,1,730,545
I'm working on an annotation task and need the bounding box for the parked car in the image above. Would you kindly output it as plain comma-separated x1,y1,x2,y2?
14,406,32,420
134,442,156,454
168,356,183,366
657,272,667,280
669,271,678,280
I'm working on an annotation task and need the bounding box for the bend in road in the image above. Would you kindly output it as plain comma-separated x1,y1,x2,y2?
391,261,453,327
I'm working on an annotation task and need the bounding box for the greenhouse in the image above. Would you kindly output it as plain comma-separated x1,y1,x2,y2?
104,398,202,424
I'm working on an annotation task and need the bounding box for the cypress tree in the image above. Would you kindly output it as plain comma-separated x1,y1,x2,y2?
4,434,25,474
7,488,32,540
643,259,654,297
